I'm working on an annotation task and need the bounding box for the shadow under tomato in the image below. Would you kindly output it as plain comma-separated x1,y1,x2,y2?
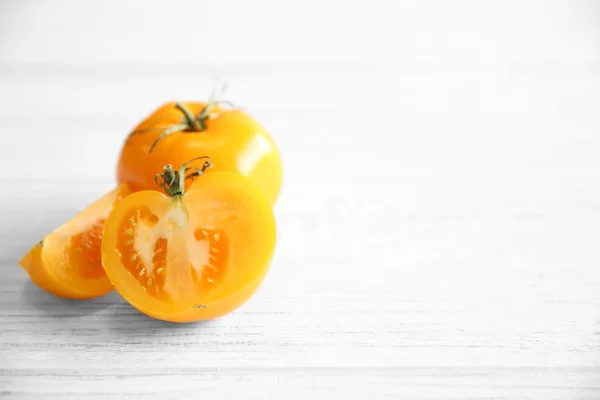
21,280,118,317
104,301,219,335
21,279,218,334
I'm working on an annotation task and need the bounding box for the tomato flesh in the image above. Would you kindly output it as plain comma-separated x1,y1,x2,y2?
191,227,228,291
66,218,106,279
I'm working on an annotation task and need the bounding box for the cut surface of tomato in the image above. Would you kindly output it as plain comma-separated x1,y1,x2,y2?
19,184,131,299
102,169,276,322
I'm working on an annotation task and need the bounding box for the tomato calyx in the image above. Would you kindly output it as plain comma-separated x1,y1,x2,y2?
142,101,237,153
127,84,239,153
175,102,210,132
154,156,213,197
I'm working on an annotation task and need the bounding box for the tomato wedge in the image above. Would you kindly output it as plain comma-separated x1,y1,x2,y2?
101,159,276,322
20,184,131,299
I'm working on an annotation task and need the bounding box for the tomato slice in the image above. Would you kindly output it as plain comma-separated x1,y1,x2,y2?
20,184,132,299
101,171,276,322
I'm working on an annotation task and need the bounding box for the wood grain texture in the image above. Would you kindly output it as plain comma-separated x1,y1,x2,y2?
1,0,600,398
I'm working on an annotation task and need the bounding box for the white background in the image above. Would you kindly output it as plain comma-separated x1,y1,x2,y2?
1,0,600,398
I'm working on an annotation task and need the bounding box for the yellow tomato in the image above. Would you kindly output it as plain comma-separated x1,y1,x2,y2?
116,102,283,205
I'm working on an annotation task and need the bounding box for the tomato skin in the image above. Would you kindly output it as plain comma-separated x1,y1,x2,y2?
116,102,283,206
102,171,276,322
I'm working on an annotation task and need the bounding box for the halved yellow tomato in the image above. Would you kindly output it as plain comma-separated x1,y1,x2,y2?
20,184,132,299
102,161,276,322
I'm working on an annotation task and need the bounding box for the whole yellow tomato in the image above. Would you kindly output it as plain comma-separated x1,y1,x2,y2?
116,101,282,205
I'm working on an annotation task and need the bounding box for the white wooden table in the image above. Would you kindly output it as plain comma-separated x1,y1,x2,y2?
1,1,599,398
